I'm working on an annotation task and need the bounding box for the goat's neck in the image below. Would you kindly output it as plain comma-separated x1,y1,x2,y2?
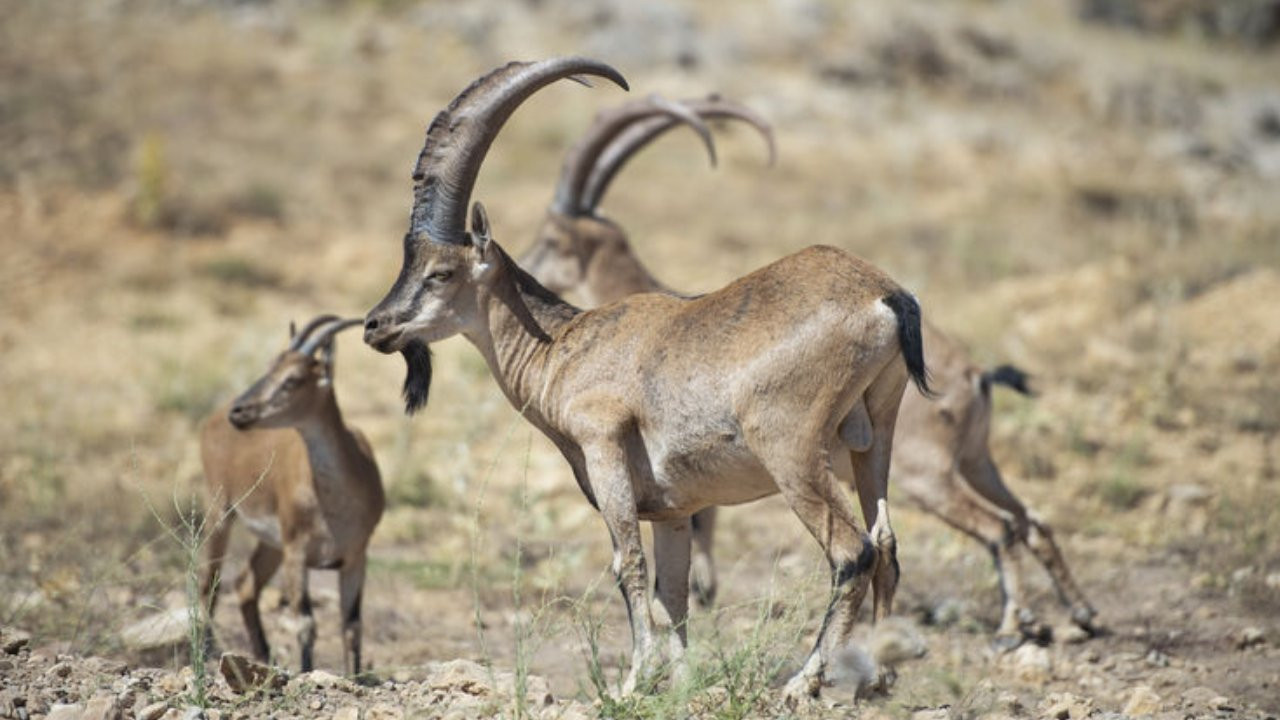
293,394,377,502
466,246,579,422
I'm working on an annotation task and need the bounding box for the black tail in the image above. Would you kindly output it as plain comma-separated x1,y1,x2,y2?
881,290,933,397
981,364,1033,396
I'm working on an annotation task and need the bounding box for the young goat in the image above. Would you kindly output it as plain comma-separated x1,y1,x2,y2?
363,57,929,701
199,316,383,674
518,96,1098,646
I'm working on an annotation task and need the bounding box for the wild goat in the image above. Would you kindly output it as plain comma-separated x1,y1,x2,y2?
518,97,1098,646
199,315,383,674
362,57,930,700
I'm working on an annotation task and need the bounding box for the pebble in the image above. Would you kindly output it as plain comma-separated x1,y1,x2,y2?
365,703,403,720
1008,643,1052,684
332,706,360,720
1123,685,1162,716
219,653,286,693
2,630,32,655
136,702,169,720
1237,627,1266,649
47,662,74,679
81,693,120,720
47,703,85,720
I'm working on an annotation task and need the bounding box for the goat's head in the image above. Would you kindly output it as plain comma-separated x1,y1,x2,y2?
363,58,628,413
228,316,361,430
522,94,774,295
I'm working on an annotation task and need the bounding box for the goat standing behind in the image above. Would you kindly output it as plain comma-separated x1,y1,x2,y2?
519,95,1098,646
199,316,384,674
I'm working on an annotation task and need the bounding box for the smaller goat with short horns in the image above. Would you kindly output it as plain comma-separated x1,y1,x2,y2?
199,315,384,675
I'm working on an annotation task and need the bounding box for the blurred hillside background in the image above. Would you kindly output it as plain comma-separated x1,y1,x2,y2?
1,0,1279,716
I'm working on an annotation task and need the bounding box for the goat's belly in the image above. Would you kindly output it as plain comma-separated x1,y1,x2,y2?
635,450,777,520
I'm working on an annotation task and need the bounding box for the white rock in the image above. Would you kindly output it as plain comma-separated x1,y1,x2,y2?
120,608,193,651
1009,644,1052,684
1123,685,1162,716
48,704,86,720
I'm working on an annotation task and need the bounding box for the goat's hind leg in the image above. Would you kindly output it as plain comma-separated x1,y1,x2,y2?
847,366,909,623
652,519,692,685
765,448,876,703
960,454,1097,632
689,507,718,608
920,476,1031,650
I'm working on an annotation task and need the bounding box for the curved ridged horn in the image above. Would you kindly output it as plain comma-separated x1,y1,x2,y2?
551,94,716,216
410,57,629,245
581,94,776,213
297,318,363,357
288,314,342,352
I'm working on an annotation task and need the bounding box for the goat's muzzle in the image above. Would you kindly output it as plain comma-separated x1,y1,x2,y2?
228,403,260,430
362,313,404,354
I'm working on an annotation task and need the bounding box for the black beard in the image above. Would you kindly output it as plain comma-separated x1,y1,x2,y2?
400,340,433,415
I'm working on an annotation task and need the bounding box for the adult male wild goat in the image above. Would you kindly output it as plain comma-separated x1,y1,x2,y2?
363,58,929,701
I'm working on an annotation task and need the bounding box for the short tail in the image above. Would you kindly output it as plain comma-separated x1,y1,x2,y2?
981,364,1033,396
880,290,933,397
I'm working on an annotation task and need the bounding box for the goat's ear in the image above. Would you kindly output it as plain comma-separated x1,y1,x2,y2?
470,201,492,252
470,201,497,276
317,338,336,387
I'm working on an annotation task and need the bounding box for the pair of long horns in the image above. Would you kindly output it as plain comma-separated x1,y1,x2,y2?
554,93,776,217
410,57,629,245
288,315,362,357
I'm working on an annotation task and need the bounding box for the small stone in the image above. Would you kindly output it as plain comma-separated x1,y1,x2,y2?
1265,572,1280,590
81,694,121,720
1146,649,1170,667
1008,643,1052,684
996,691,1022,714
1237,627,1266,649
1059,625,1092,645
332,706,360,720
48,661,74,679
1124,685,1162,716
47,703,86,720
295,669,352,692
308,699,324,711
136,702,168,720
425,659,494,696
365,703,403,720
2,630,31,655
218,653,286,694
1040,691,1092,719
180,707,204,720
0,658,14,672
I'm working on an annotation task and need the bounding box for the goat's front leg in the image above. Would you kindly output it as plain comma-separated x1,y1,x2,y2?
583,439,658,695
280,545,316,672
338,554,367,675
652,519,692,685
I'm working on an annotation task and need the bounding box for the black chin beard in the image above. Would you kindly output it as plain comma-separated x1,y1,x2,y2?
401,340,433,415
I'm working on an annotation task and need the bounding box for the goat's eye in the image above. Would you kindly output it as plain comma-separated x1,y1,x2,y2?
282,377,302,391
428,269,454,283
